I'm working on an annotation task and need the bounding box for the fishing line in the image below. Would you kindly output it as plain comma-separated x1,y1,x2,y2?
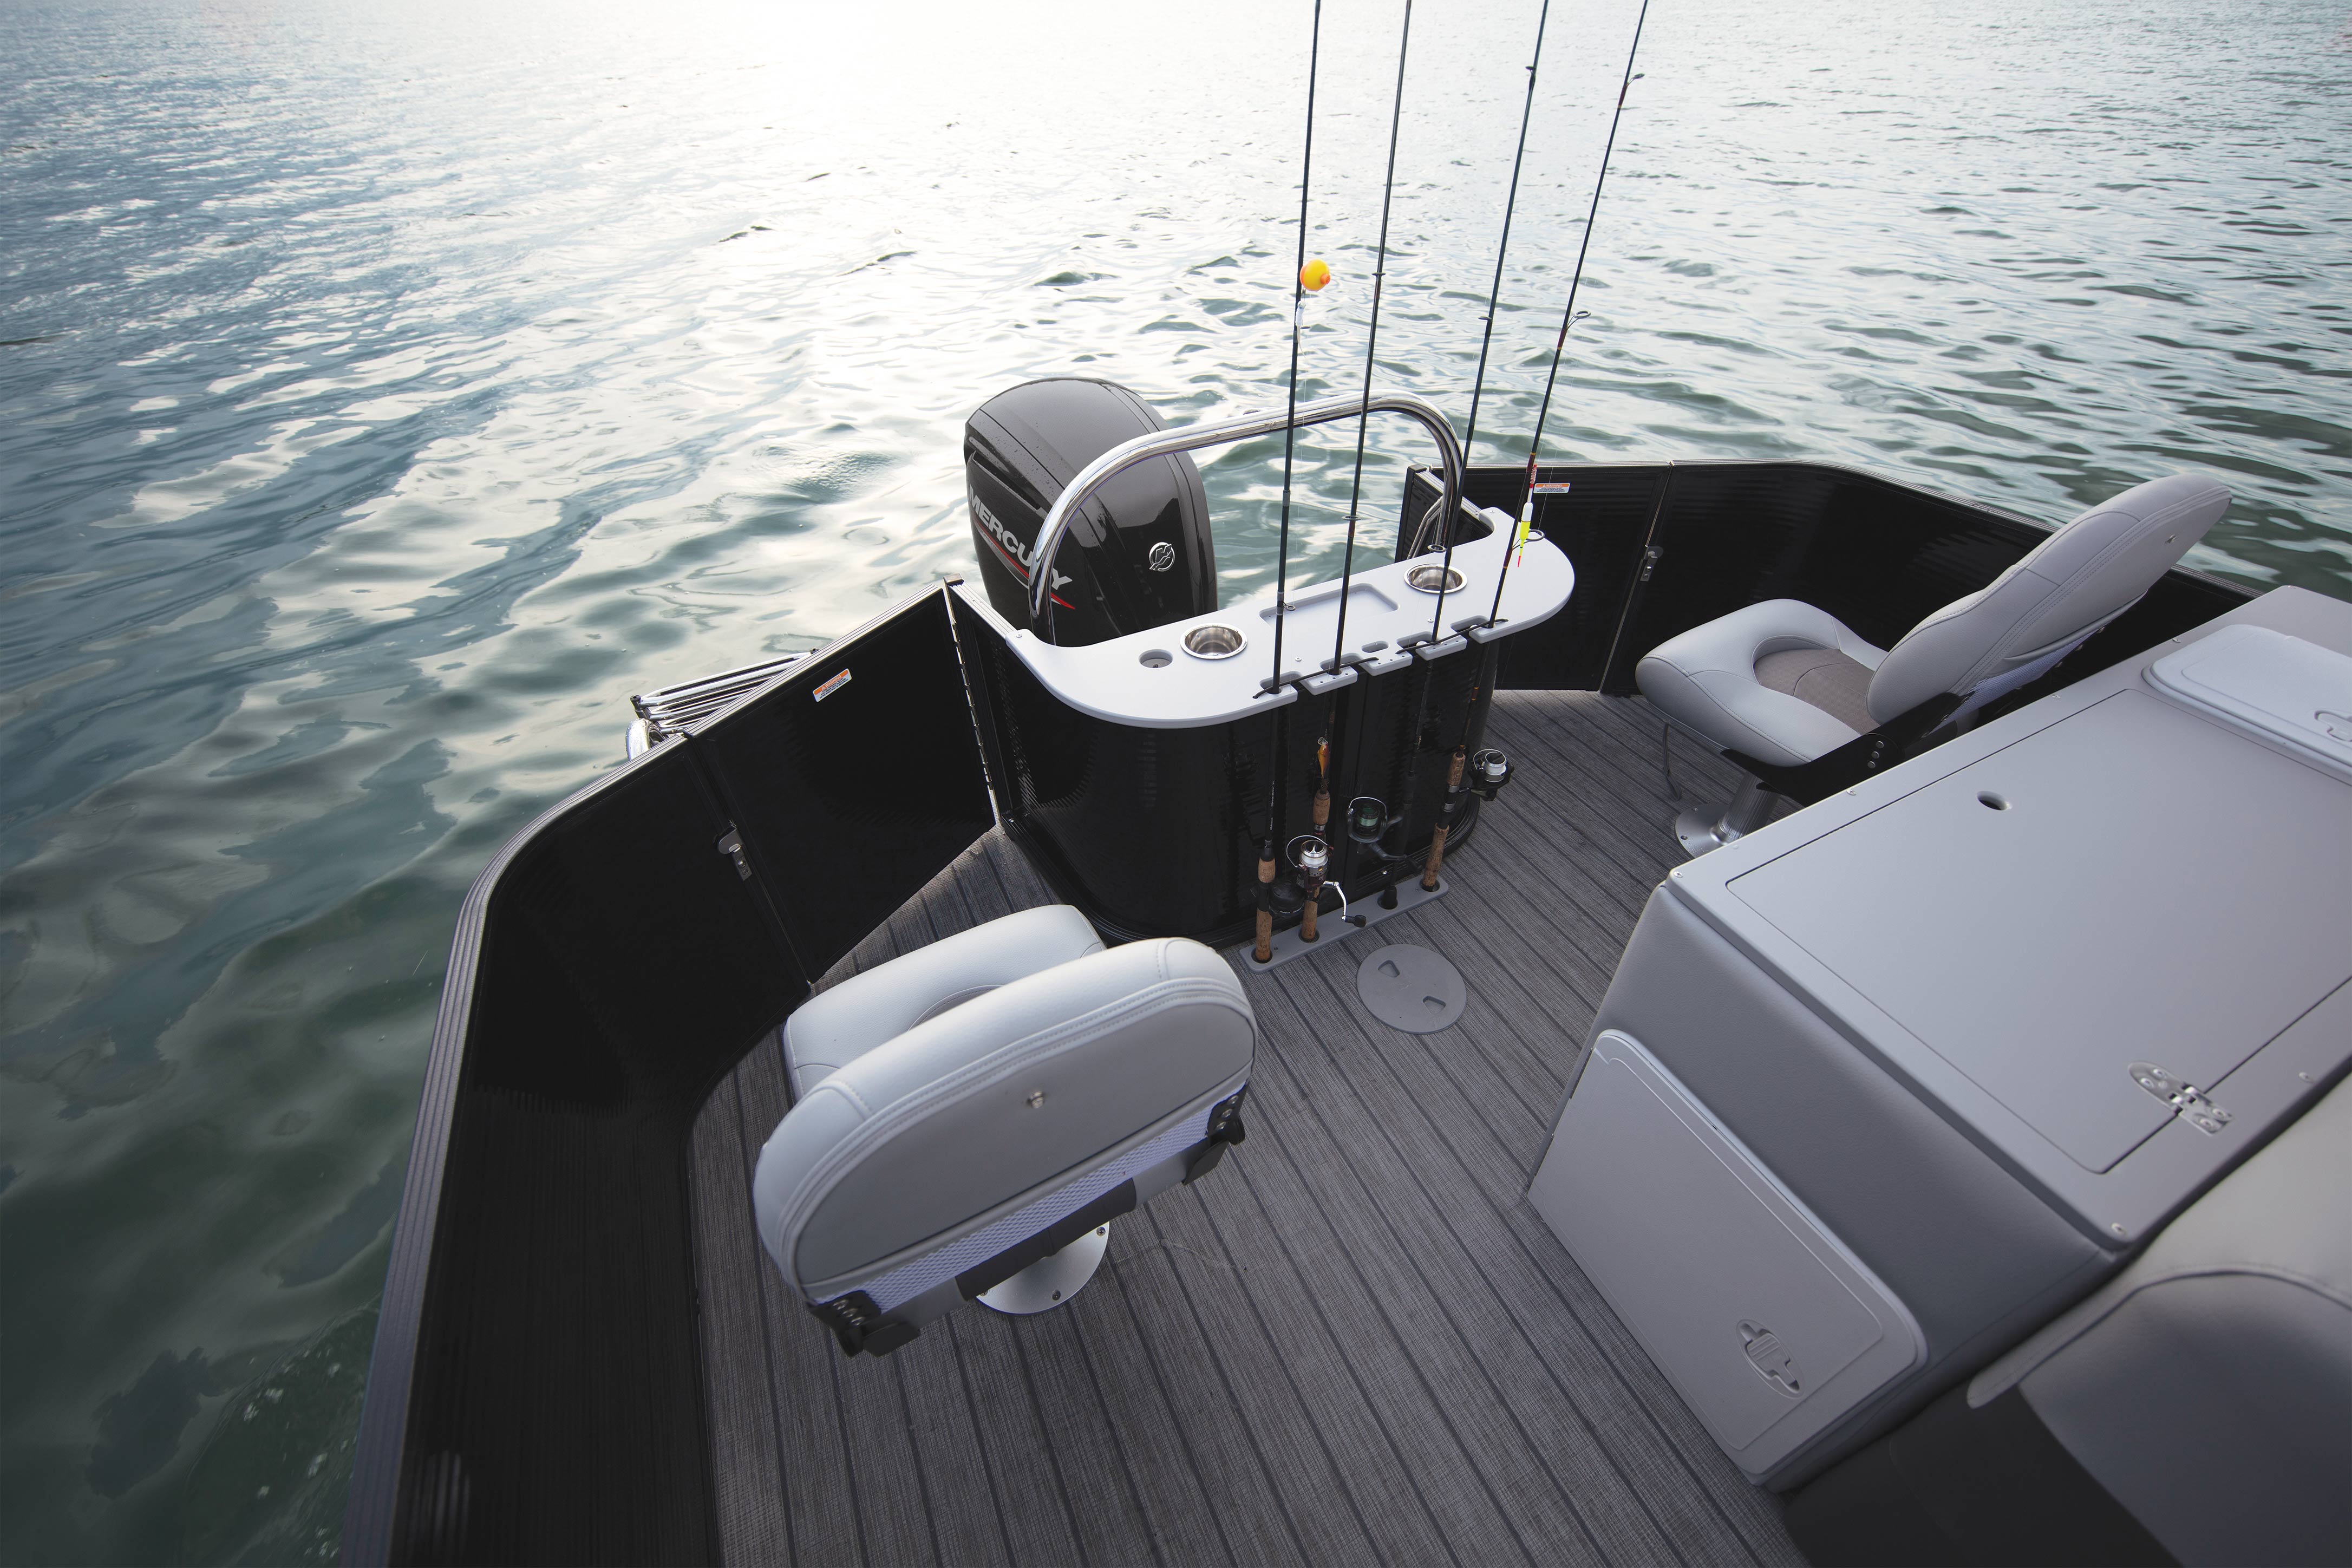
1461,0,1553,461
1330,0,1415,676
1259,0,1324,964
1488,0,1651,626
1269,0,1325,697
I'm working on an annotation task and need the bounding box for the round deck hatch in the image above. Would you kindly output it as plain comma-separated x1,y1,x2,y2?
1357,943,1467,1033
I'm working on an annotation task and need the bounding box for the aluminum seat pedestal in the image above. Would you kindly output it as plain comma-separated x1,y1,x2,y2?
1676,775,1781,859
976,1224,1111,1315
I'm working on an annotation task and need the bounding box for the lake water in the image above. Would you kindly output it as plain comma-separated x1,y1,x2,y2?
3,0,2346,1559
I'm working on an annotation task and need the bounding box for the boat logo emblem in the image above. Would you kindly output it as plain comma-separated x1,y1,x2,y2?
971,493,1072,589
1147,541,1176,572
813,669,852,703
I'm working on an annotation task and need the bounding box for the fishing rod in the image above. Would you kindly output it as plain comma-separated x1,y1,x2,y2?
1461,0,1552,461
1329,0,1415,677
1424,0,1649,872
1266,0,1325,700
1486,0,1652,628
1426,2,1554,647
1257,0,1326,966
1298,730,1333,942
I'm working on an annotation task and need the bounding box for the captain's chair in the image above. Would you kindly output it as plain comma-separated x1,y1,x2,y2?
753,905,1254,1357
1638,473,2230,855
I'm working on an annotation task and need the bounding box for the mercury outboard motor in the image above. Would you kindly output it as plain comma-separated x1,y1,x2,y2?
964,378,1216,645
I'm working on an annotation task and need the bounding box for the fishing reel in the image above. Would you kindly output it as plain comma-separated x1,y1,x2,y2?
1346,795,1407,859
1279,832,1367,930
1346,794,1421,911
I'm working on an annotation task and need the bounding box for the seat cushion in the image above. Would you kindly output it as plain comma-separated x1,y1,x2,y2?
783,904,1102,1098
1637,599,1891,768
1756,647,1877,734
755,935,1253,1298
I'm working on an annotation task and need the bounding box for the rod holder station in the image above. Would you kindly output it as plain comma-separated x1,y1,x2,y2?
1246,799,1449,974
1468,747,1515,802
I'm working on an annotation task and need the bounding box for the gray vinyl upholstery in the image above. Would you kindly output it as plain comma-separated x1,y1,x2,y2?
753,909,1255,1337
1638,473,2230,767
1755,646,1877,733
1865,473,2232,721
1635,599,1890,768
1970,1079,2352,1566
780,903,1103,1099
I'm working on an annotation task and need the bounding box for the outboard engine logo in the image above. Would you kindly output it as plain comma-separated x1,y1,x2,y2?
964,376,1216,642
971,494,1069,590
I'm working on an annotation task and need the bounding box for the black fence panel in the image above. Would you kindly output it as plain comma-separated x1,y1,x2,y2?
692,586,996,982
347,586,995,1566
347,741,796,1568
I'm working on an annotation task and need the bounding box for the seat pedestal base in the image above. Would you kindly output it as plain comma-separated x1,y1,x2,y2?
1676,776,1782,859
976,1223,1111,1315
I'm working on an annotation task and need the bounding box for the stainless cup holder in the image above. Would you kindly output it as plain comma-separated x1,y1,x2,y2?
1406,564,1465,594
1182,624,1247,660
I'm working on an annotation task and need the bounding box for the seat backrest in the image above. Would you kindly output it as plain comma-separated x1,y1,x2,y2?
1867,473,2229,724
755,937,1253,1304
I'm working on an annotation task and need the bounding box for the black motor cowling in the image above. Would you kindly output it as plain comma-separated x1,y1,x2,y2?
964,378,1216,646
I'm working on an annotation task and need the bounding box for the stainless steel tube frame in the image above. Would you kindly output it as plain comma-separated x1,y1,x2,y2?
1025,389,1466,626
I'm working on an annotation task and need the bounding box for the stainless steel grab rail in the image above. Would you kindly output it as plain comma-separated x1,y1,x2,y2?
1025,389,1465,626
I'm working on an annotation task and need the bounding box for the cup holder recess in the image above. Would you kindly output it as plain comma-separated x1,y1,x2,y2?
1182,624,1247,660
1139,649,1173,669
1407,564,1466,594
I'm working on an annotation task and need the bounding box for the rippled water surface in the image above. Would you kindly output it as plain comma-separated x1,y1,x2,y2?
3,0,2347,1559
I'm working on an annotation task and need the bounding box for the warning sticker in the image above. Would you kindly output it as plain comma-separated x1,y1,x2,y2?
813,669,852,702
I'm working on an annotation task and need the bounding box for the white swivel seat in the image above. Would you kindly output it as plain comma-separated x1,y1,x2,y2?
1638,472,2230,855
752,904,1255,1357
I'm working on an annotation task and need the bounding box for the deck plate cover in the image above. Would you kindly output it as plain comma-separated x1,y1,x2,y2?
1357,944,1467,1033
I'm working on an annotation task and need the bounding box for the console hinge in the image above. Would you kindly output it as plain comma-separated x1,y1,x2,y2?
2130,1062,2233,1135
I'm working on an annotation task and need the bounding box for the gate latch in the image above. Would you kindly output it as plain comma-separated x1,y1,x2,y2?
717,825,753,881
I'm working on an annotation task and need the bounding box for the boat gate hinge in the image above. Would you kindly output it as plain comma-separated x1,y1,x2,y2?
717,825,754,881
1637,545,1664,583
2130,1062,2232,1135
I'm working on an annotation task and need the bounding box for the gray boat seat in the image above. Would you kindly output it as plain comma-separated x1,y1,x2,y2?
1638,472,2230,853
752,905,1256,1357
1971,1077,2352,1565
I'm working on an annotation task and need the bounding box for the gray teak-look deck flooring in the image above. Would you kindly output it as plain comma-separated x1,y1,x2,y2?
688,691,1803,1567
